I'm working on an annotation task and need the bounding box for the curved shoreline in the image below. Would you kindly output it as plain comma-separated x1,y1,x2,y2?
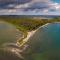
16,30,37,47
16,23,51,47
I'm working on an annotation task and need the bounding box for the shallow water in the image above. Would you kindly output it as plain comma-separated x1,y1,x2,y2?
0,21,16,45
0,21,23,60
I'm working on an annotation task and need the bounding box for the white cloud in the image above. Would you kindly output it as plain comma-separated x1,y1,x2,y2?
15,3,31,9
0,0,60,15
18,0,60,13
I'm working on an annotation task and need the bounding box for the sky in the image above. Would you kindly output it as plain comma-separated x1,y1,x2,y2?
0,0,60,15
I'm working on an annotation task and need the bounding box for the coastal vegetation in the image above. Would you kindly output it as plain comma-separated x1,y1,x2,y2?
0,16,60,44
0,16,60,42
0,16,60,32
0,16,60,39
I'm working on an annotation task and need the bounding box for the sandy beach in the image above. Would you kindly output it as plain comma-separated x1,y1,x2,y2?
17,30,37,47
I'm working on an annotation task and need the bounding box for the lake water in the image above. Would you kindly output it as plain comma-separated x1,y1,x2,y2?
1,21,60,60
0,21,23,60
26,23,60,60
0,21,16,45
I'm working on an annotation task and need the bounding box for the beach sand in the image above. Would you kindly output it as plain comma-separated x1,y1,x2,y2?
17,30,36,47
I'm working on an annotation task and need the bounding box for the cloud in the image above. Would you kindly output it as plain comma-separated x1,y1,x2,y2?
19,0,32,4
0,0,17,3
0,0,32,9
0,0,32,4
0,0,60,15
18,0,60,14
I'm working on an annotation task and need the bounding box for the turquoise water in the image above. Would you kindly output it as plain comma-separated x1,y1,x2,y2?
27,23,60,60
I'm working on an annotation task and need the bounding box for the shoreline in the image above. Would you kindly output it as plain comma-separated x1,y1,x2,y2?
17,30,37,47
16,23,50,47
